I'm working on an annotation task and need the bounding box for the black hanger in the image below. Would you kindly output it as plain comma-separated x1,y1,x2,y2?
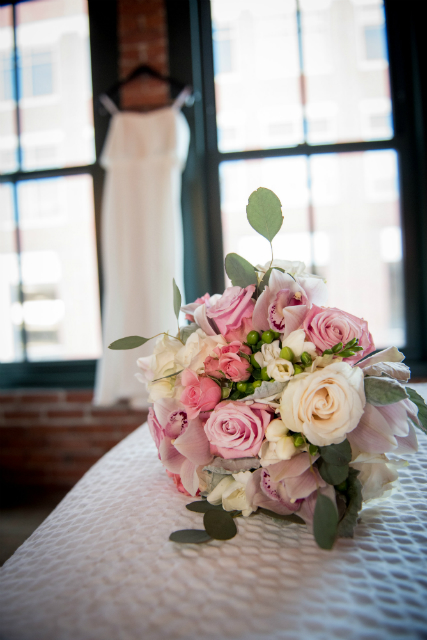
98,64,193,115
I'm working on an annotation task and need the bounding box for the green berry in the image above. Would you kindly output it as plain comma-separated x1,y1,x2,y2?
253,380,262,388
280,346,294,362
272,331,281,340
293,364,304,375
261,367,270,381
230,391,241,400
332,342,343,353
250,354,261,369
301,351,312,366
294,435,304,447
308,444,318,456
236,382,247,393
261,330,275,344
221,387,231,400
246,330,260,345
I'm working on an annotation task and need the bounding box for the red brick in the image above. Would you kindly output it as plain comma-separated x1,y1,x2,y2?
46,410,85,419
65,391,94,403
0,393,22,404
20,393,63,404
3,411,40,420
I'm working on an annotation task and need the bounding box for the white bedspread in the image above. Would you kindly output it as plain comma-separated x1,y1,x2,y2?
1,386,427,640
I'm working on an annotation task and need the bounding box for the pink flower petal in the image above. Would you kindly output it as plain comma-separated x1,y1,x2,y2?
347,403,397,453
159,437,186,474
194,304,217,336
268,452,319,482
376,401,409,437
179,458,199,496
246,469,296,515
298,484,336,531
298,276,328,306
395,422,419,454
252,289,271,333
282,305,308,338
174,418,213,466
284,467,326,501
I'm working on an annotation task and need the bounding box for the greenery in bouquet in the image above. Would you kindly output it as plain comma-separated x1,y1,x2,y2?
110,188,427,550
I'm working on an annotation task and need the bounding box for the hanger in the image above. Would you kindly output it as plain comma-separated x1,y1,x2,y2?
98,64,194,116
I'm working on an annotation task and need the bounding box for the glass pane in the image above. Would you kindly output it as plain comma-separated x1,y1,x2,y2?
310,149,404,347
220,157,310,275
16,0,95,170
0,183,24,362
211,0,304,152
301,0,393,144
17,174,102,361
0,5,18,174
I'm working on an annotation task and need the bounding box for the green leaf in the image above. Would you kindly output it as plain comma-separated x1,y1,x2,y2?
173,278,182,321
406,387,427,435
319,440,352,466
180,323,199,344
203,509,237,540
108,336,149,350
258,508,305,524
169,529,212,544
186,500,225,513
153,369,183,382
337,469,363,538
246,187,283,242
318,460,349,486
364,376,409,406
258,268,272,294
225,253,257,288
313,494,338,550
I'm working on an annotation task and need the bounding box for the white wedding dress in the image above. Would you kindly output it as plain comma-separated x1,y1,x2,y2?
94,107,189,407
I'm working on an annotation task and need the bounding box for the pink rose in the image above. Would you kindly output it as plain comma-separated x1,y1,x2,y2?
204,400,271,459
204,341,252,382
180,369,221,419
206,285,255,339
303,305,375,362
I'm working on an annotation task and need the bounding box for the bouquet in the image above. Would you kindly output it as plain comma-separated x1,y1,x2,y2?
110,188,427,549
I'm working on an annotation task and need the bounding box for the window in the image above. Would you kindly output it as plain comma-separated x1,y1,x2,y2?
166,0,427,375
0,0,118,388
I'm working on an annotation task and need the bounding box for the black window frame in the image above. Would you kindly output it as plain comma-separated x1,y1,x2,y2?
0,0,119,389
166,0,427,378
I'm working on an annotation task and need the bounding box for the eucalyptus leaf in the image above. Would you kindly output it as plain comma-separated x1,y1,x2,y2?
203,509,237,540
246,187,283,242
180,323,199,344
153,369,183,382
173,278,182,321
186,501,225,513
258,268,272,294
108,335,149,350
313,494,338,550
225,253,257,288
169,529,212,544
337,469,363,538
319,440,352,466
364,376,408,406
318,460,349,486
406,387,427,435
258,507,305,524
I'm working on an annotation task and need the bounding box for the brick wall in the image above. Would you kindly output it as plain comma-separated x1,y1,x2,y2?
0,390,147,488
118,0,169,109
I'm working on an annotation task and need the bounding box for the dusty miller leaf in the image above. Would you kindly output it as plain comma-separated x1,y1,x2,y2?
246,187,283,242
108,336,149,350
337,469,363,538
169,529,211,544
173,279,182,321
242,380,286,401
313,494,338,550
225,253,257,288
364,376,408,406
319,440,352,466
406,387,427,435
203,509,237,540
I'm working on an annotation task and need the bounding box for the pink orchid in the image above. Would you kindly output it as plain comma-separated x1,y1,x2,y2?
183,293,211,322
152,398,213,495
252,269,327,338
180,369,222,419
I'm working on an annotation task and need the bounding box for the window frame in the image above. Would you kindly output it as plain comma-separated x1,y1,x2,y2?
0,0,119,389
166,0,427,377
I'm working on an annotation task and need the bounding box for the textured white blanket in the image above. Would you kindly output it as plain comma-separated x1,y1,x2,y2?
1,386,427,640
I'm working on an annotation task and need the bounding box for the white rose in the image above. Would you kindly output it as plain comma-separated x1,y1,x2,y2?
280,361,365,447
146,378,175,402
136,333,181,390
175,329,226,373
267,358,294,382
207,471,254,516
351,453,398,502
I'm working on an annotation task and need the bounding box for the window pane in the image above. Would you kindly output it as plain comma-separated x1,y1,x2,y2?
211,0,304,152
219,151,405,349
17,174,102,361
0,5,18,173
220,157,310,271
310,149,404,347
0,183,24,362
16,0,95,170
301,0,393,144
